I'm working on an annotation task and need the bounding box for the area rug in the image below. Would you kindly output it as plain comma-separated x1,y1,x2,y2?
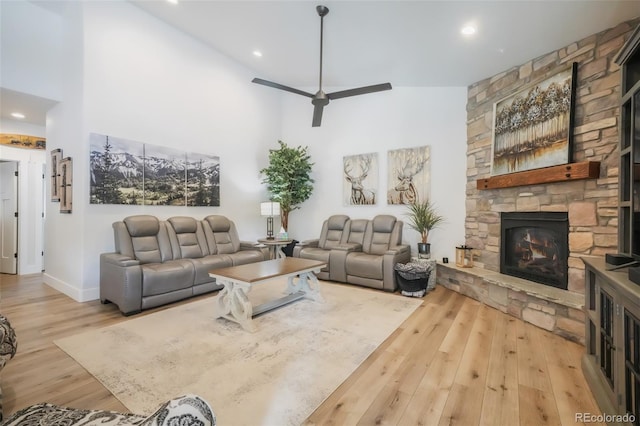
55,280,421,426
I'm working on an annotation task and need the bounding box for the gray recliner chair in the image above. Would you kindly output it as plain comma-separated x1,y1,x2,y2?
166,216,225,296
201,215,266,266
101,215,195,315
293,215,351,280
343,215,411,292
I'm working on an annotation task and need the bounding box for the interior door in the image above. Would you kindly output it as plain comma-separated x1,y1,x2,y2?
0,161,18,274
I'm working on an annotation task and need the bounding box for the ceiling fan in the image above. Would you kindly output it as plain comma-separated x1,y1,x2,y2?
252,5,392,127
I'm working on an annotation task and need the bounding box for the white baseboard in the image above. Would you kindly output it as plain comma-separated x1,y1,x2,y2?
43,273,100,302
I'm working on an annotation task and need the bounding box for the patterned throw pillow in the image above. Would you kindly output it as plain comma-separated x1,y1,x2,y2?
1,404,147,425
0,314,17,370
140,394,216,426
2,395,216,426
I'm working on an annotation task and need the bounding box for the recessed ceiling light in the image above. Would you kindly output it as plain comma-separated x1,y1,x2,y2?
11,112,25,119
167,0,178,4
461,24,477,36
253,50,263,58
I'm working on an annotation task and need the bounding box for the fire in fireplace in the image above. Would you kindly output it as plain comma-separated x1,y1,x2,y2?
500,212,569,290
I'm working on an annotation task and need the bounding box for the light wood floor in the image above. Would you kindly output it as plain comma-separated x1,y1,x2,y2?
0,273,604,425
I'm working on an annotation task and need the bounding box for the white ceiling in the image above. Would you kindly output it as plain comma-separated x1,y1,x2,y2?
0,88,58,127
131,0,640,88
3,0,639,127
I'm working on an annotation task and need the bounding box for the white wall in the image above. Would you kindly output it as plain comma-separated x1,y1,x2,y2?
41,0,282,301
281,86,467,262
2,0,467,301
0,0,64,100
0,119,46,274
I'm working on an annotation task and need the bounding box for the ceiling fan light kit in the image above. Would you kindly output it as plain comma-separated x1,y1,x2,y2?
252,5,392,127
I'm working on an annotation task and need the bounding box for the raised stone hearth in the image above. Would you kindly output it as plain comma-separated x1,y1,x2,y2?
436,263,585,343
457,17,640,344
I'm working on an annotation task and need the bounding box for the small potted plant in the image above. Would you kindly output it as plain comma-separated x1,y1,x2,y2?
405,199,444,258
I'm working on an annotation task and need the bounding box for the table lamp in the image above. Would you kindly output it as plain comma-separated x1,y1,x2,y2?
260,202,280,239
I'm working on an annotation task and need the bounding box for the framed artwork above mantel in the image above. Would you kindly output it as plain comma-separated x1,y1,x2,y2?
490,62,578,176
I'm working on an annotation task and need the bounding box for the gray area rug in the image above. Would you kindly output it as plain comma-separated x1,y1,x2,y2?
55,280,421,426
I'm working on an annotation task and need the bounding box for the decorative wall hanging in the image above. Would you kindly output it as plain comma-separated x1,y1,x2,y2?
491,62,577,176
1,133,46,150
89,133,220,206
343,153,378,205
59,157,73,213
50,148,62,202
387,146,431,205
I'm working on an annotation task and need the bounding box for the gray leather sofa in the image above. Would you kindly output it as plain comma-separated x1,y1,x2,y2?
293,214,411,292
100,214,266,315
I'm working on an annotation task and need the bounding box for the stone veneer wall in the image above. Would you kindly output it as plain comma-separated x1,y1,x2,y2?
465,17,640,296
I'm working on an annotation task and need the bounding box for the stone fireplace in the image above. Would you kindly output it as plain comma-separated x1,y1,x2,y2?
500,211,569,290
436,18,640,344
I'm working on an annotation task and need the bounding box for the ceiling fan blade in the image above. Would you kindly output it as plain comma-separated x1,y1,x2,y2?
312,103,325,127
252,78,315,98
327,83,392,100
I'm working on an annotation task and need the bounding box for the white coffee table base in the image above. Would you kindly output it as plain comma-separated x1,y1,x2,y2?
212,269,323,332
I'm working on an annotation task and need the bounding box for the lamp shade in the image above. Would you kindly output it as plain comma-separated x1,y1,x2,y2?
260,202,280,217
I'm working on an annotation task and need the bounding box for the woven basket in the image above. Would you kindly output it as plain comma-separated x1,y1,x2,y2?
395,270,430,293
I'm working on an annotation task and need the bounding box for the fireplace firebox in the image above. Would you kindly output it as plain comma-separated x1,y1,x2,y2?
500,212,569,290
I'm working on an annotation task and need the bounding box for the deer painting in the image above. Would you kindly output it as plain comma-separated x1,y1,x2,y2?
344,154,377,205
387,147,429,205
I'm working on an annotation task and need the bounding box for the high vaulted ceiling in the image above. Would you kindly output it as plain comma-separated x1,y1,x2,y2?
131,0,640,88
3,1,639,127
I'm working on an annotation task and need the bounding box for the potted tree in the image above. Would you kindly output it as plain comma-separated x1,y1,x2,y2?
260,140,314,255
405,199,444,258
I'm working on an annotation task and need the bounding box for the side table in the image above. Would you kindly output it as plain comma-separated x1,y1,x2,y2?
257,238,293,260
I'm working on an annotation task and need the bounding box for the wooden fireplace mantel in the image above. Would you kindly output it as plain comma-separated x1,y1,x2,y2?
476,161,600,190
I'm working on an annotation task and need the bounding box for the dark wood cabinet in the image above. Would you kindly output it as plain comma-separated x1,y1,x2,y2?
582,30,640,424
616,24,640,257
583,258,640,425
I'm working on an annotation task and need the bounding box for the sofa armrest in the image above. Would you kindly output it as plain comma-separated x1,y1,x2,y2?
293,239,319,258
334,243,362,252
141,394,216,426
100,253,143,315
382,245,412,292
385,245,411,256
298,239,319,248
239,241,260,250
101,252,140,267
327,244,361,282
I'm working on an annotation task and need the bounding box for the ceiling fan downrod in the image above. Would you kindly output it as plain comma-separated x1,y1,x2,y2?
317,5,329,93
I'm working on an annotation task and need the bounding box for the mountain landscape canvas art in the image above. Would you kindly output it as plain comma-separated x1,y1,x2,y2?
89,133,220,206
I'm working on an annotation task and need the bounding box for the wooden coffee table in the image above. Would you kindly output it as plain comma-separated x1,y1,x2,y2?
208,257,326,332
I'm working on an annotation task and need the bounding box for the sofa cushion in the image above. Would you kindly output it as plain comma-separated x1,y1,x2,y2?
347,219,368,245
345,252,383,280
168,216,197,233
122,216,172,264
319,215,350,250
141,260,194,297
124,215,159,237
167,217,207,259
367,215,397,255
189,255,233,285
297,247,331,272
228,250,265,266
202,215,241,254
